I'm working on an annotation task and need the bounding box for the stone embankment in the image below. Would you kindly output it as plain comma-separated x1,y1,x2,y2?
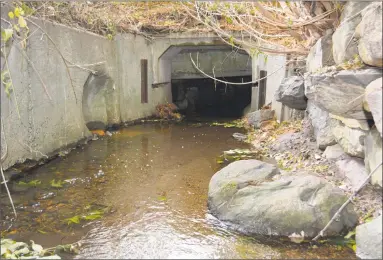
208,2,382,259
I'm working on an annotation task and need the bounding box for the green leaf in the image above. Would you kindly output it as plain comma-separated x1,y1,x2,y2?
1,28,13,43
8,12,14,19
229,36,234,46
21,3,35,15
13,24,20,32
18,16,27,28
82,211,103,221
1,70,9,83
14,7,24,18
65,215,81,225
50,179,64,188
264,55,268,64
157,195,167,202
344,230,356,239
18,180,41,187
225,16,233,24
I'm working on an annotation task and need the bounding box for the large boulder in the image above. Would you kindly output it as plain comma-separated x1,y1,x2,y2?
306,33,335,73
336,157,368,190
332,2,372,64
306,100,336,149
305,69,382,120
331,119,367,158
246,109,275,129
364,78,382,137
208,160,358,238
364,126,382,187
275,76,307,109
356,215,382,259
355,3,383,67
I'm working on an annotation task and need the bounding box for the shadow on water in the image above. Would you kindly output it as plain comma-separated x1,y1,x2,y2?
0,122,355,259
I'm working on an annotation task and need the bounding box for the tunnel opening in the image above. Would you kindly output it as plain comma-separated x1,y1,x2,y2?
172,76,252,119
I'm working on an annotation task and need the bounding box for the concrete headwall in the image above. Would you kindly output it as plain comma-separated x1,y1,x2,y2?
171,48,251,79
0,19,172,169
250,53,290,121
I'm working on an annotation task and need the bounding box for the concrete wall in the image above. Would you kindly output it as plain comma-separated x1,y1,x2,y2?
171,48,251,79
114,34,172,121
1,18,116,169
0,19,173,169
0,20,238,170
250,53,290,121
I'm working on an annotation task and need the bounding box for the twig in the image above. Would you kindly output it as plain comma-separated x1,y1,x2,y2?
3,45,21,120
1,118,8,162
190,52,290,86
25,18,78,103
0,165,17,218
312,161,383,241
14,44,53,102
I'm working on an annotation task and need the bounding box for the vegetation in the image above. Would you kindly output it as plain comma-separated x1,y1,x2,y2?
2,1,343,56
155,103,182,120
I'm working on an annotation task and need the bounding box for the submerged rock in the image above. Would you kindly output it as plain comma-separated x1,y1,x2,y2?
232,133,247,142
356,214,382,259
275,76,307,109
208,160,357,238
364,126,382,187
246,109,275,129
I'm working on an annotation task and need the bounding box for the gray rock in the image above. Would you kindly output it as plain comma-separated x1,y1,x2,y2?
323,144,347,160
356,3,383,67
275,76,307,109
232,133,247,142
340,2,372,22
364,126,382,187
305,69,382,120
332,2,371,64
306,100,337,149
336,157,368,190
86,121,106,131
356,215,382,259
246,109,275,129
364,78,383,137
329,114,370,131
271,132,301,152
208,160,357,238
306,33,335,73
332,119,367,158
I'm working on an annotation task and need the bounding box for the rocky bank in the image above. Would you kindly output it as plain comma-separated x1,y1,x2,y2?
208,2,382,259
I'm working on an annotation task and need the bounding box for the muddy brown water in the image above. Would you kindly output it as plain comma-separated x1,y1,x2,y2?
1,122,355,259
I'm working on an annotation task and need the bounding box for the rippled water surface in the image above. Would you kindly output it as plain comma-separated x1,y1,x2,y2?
1,122,355,259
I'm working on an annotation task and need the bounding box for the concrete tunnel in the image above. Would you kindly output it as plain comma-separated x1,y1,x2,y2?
159,45,254,118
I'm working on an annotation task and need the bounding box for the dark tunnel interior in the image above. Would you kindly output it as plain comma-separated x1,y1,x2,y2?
171,76,253,119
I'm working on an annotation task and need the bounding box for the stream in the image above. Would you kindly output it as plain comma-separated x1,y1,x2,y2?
0,122,355,259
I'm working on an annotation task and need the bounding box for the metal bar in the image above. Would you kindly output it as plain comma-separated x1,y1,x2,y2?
141,59,148,103
259,70,267,108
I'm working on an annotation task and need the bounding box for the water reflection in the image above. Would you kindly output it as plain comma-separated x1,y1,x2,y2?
1,123,356,259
